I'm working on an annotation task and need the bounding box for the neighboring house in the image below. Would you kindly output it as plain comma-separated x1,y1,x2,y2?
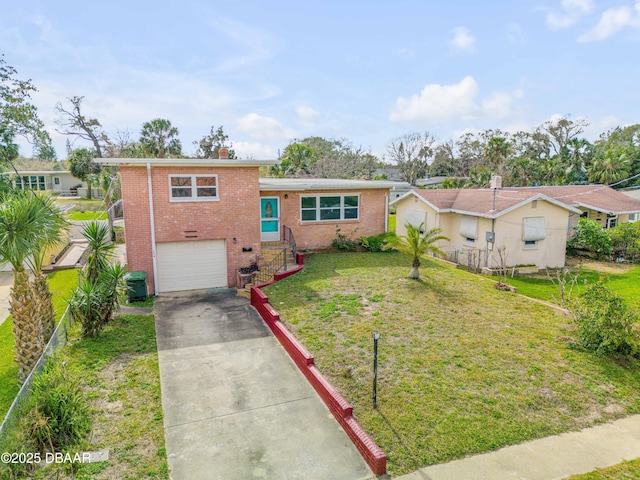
523,185,640,229
97,157,405,295
392,188,582,270
5,170,100,198
622,188,640,222
415,176,449,188
392,182,640,270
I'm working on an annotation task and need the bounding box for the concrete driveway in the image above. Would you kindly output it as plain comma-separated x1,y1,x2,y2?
154,289,374,480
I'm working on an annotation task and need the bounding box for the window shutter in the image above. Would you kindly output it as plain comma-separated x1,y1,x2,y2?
459,215,478,239
405,209,426,231
523,217,546,241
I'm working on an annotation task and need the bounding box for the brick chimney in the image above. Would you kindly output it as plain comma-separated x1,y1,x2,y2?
218,147,229,159
490,175,502,189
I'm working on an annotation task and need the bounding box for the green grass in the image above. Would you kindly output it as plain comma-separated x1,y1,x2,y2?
264,253,640,476
67,210,108,221
505,264,640,310
568,458,640,479
0,269,79,419
388,213,396,233
0,313,167,479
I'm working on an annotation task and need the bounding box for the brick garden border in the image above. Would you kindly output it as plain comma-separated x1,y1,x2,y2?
251,253,387,475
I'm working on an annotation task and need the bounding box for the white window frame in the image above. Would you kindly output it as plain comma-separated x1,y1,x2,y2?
524,240,538,250
300,194,360,222
169,174,219,202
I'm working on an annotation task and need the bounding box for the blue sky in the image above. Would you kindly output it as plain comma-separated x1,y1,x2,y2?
3,0,640,160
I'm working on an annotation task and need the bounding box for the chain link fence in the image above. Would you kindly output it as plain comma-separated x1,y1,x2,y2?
0,307,74,439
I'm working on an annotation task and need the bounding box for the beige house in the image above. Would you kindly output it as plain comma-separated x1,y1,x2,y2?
521,185,640,229
392,188,582,270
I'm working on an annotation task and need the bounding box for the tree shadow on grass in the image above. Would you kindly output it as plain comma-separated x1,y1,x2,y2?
376,408,431,479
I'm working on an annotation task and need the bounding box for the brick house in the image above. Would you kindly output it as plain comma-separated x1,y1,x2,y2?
97,157,405,295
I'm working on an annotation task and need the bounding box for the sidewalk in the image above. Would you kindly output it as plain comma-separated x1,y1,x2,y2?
397,414,640,480
0,272,13,327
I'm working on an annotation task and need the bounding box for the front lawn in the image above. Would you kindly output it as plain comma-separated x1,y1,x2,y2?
506,262,640,310
0,269,79,419
264,253,640,476
67,210,108,221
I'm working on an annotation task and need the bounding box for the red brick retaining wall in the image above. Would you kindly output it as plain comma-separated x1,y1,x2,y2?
249,258,387,475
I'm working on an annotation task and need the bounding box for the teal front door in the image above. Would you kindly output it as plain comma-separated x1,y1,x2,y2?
260,197,280,241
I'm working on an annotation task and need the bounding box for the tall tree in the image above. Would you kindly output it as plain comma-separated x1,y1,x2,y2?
68,148,102,199
539,116,589,157
0,55,53,167
387,132,436,185
483,135,512,175
55,96,109,158
0,190,68,383
384,223,449,279
194,125,235,159
139,118,182,158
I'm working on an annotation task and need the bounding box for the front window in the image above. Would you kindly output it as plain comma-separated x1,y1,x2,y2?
169,174,218,202
300,194,360,222
17,175,46,191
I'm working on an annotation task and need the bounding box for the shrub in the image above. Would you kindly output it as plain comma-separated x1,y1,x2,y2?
23,359,90,453
331,227,359,251
361,232,396,252
567,218,612,259
609,221,640,262
571,283,639,356
68,263,125,337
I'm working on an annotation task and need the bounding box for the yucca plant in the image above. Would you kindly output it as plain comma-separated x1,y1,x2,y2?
80,221,115,284
384,223,449,279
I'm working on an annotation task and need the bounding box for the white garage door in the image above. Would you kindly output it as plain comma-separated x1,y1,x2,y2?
156,240,227,293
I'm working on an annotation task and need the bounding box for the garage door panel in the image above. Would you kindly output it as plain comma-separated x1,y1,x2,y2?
156,240,227,293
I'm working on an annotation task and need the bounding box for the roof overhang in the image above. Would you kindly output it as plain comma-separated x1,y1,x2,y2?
259,178,410,191
574,202,640,216
391,190,582,218
95,158,278,167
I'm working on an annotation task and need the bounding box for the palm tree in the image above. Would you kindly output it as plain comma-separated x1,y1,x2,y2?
0,190,69,383
139,118,182,158
385,223,449,279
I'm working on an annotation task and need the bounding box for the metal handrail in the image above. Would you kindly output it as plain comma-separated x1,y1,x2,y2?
252,225,297,286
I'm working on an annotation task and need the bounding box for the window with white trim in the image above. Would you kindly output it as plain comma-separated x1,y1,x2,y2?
16,175,46,191
300,194,359,222
169,174,218,201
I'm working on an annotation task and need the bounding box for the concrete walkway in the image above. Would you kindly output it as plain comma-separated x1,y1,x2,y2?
398,414,640,480
154,289,373,480
0,272,12,327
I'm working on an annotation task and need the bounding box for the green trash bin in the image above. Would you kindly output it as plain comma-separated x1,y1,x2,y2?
124,272,147,303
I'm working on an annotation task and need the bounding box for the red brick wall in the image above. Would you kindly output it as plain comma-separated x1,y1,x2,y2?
263,189,389,248
120,165,262,292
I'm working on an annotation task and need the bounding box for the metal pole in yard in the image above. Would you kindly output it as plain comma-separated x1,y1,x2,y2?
373,333,380,409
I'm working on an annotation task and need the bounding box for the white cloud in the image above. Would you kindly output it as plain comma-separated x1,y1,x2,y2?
208,16,276,72
390,76,522,124
546,0,594,29
507,23,526,45
449,27,475,53
578,2,640,42
233,141,278,159
236,113,298,141
295,105,320,127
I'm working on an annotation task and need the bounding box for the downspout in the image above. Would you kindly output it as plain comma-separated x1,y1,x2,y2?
147,162,159,296
486,188,497,268
385,194,389,232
